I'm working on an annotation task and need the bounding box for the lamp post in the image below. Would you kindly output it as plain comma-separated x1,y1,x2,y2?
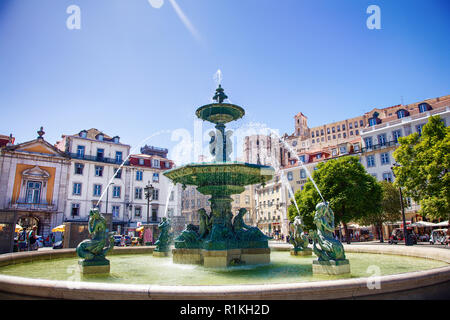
391,163,412,246
144,181,154,224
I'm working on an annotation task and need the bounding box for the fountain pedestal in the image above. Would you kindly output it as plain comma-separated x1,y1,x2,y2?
78,258,110,275
312,259,350,275
290,248,312,256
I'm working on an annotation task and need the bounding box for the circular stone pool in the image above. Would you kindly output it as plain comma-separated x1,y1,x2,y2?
0,251,447,286
0,245,449,299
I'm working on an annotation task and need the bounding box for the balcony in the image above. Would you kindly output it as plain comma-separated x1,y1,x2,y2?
69,153,130,165
361,140,399,153
9,199,56,212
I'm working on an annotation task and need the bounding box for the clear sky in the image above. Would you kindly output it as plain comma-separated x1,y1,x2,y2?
1,0,449,162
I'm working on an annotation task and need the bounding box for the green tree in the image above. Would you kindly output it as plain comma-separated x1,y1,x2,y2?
288,156,382,242
392,115,450,220
358,181,402,242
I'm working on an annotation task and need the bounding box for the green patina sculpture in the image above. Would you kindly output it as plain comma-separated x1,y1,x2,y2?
289,216,310,252
76,208,114,265
310,202,346,261
154,217,172,252
164,86,274,252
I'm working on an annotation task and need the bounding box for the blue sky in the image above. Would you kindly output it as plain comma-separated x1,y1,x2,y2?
1,0,449,161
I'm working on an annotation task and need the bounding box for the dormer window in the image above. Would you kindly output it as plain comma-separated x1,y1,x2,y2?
368,118,377,126
396,109,409,119
113,136,120,143
79,130,87,138
97,134,104,141
418,103,430,113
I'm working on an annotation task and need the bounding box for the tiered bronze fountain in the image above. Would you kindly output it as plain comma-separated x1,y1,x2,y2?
164,85,275,267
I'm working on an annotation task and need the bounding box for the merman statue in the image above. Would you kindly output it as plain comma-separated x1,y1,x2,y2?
289,216,310,252
76,208,114,269
310,202,346,261
154,217,172,252
232,208,271,242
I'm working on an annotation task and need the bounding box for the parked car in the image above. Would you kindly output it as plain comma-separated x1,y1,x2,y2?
113,235,122,246
430,229,447,245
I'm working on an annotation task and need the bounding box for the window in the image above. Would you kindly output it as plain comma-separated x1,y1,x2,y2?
378,134,387,146
366,155,375,167
113,137,120,143
97,134,104,141
416,124,425,136
139,158,145,165
136,170,143,181
342,124,345,130
349,123,353,129
113,186,121,198
115,151,123,164
333,135,336,140
327,128,330,134
73,183,82,195
311,132,315,138
380,153,390,165
312,139,315,144
350,131,353,136
79,131,87,138
165,162,171,168
418,103,429,113
76,146,85,159
114,168,122,179
96,148,104,161
152,159,160,168
397,109,407,119
369,118,377,126
354,121,358,128
112,206,120,218
299,155,305,163
153,173,159,183
393,130,402,143
135,187,143,199
287,172,293,181
382,172,392,182
353,144,360,152
135,207,142,217
355,130,359,135
316,154,322,159
170,191,175,201
360,120,364,127
320,129,324,136
364,137,373,149
71,203,80,216
26,181,41,203
153,189,159,201
300,169,307,179
337,126,341,132
152,208,157,221
93,184,102,196
343,133,347,138
339,146,347,154
332,127,336,133
74,163,84,175
316,130,319,137
95,166,103,177
332,149,337,156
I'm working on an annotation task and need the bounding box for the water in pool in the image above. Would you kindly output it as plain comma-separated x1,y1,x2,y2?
0,252,446,286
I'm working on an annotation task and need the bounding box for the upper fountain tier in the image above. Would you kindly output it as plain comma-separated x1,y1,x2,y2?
195,85,245,125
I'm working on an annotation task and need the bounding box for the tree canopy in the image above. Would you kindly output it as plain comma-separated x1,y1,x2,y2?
288,156,382,232
392,115,450,220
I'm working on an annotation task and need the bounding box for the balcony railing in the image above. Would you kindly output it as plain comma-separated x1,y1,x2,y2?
9,199,56,211
69,153,130,165
361,140,399,153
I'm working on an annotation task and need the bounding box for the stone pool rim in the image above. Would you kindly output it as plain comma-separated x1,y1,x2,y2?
0,244,449,300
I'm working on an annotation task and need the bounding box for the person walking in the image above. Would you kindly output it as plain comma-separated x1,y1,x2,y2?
27,226,37,251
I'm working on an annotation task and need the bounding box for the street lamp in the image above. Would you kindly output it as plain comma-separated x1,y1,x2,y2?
391,163,412,246
144,181,154,224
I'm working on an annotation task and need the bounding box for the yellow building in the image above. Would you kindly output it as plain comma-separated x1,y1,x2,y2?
0,128,70,237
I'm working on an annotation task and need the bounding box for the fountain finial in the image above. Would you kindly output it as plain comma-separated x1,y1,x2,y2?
213,85,228,103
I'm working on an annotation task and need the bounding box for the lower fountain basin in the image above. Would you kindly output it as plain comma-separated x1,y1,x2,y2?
0,244,449,299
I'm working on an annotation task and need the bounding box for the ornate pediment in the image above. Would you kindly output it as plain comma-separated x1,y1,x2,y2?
8,139,68,158
22,166,50,180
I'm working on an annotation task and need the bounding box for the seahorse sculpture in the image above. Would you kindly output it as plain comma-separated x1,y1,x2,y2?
289,216,310,252
311,202,346,261
76,208,114,262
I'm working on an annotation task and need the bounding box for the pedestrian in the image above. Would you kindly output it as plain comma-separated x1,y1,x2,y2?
27,226,37,251
19,228,27,251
